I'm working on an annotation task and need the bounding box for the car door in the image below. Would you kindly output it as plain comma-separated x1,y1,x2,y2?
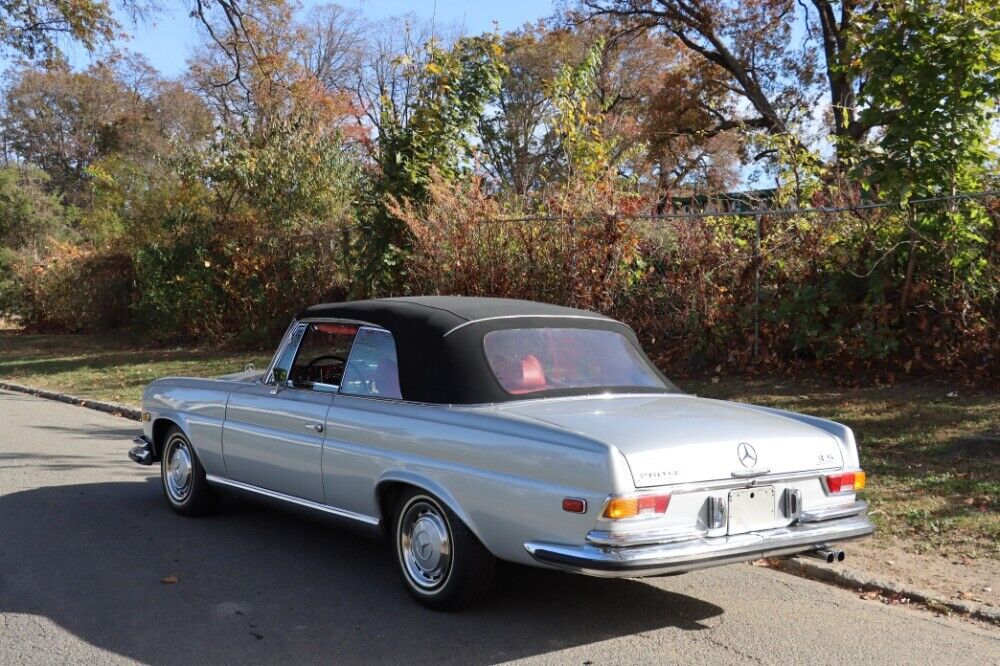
322,326,405,515
222,321,359,503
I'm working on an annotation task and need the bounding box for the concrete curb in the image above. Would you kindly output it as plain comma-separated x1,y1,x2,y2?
775,557,1000,626
0,380,141,421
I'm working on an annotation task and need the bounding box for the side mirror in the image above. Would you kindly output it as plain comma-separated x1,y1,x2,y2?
272,367,288,383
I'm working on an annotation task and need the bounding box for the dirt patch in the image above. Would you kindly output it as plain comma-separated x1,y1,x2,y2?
845,536,998,609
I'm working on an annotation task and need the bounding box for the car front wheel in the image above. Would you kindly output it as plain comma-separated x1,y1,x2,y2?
160,426,215,516
393,489,496,610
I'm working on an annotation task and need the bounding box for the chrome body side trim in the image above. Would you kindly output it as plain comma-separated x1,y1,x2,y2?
798,499,868,523
205,474,380,526
525,514,874,578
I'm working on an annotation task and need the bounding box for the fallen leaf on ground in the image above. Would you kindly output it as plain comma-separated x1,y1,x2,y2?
161,575,178,584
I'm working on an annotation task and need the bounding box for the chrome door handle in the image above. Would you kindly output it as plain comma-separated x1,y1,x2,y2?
304,423,324,433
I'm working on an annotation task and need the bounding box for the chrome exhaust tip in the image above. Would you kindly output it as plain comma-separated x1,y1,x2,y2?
803,547,844,564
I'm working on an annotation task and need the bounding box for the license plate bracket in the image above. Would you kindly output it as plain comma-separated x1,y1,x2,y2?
727,486,776,535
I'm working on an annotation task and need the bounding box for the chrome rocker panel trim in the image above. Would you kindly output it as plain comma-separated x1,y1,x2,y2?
205,474,381,527
524,514,874,578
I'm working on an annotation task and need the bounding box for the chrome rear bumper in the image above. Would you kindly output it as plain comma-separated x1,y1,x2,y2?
524,512,873,578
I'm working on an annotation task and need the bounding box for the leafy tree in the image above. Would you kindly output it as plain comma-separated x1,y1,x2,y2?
376,34,507,202
849,0,1000,313
356,33,506,288
0,0,154,64
578,1,820,143
477,25,581,195
1,55,213,203
852,0,1000,200
0,164,70,254
548,38,619,180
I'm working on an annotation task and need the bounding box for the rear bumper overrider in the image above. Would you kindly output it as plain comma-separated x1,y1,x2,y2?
524,504,873,578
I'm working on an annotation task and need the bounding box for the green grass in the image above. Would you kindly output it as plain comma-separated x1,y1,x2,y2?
682,377,1000,559
0,331,271,405
1,330,996,558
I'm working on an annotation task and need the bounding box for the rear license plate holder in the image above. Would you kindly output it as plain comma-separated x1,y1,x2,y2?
727,486,776,535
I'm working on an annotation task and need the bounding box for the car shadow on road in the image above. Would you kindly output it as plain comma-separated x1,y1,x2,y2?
0,478,723,664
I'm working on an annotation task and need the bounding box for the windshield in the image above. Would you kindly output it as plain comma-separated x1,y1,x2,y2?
483,328,671,396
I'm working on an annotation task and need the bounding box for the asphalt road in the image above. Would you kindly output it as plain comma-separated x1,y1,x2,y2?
1,389,998,665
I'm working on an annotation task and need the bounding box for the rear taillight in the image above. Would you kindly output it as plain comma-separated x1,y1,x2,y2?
825,471,866,493
602,493,670,519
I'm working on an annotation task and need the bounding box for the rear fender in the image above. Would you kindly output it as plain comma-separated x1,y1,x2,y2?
374,470,486,547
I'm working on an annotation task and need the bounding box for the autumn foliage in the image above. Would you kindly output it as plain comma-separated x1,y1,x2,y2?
0,0,998,379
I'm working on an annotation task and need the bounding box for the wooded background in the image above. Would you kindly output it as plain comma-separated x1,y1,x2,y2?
1,1,997,378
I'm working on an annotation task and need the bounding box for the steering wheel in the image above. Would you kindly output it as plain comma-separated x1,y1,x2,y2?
307,354,347,368
304,354,347,384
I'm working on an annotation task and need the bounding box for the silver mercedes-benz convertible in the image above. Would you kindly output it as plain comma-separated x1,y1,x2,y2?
129,296,873,609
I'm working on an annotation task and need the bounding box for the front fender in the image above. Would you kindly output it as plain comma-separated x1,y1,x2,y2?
142,378,233,477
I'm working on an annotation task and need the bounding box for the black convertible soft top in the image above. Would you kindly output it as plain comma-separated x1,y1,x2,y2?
296,296,673,404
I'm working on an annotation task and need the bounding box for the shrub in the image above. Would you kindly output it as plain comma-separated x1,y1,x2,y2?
13,242,133,332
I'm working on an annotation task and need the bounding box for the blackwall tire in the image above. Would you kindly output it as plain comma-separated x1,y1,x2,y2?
160,426,215,517
393,489,496,610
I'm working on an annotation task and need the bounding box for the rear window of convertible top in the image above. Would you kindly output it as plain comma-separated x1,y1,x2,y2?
482,328,667,395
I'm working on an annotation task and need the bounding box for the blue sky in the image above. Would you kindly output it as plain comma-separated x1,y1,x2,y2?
80,1,555,77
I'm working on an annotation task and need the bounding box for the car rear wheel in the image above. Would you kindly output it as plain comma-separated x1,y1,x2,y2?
393,489,496,610
160,426,215,516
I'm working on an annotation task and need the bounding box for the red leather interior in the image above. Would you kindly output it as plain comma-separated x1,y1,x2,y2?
518,354,547,391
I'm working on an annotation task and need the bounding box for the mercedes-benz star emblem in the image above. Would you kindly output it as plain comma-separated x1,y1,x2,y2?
737,442,758,468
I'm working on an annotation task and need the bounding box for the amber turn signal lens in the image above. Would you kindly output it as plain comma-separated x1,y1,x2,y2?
826,471,866,493
602,494,670,519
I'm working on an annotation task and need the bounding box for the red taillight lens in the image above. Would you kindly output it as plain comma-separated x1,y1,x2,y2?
562,498,587,513
603,494,671,519
637,494,670,513
826,471,866,493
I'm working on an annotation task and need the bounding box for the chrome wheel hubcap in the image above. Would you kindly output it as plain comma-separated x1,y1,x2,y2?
399,500,451,590
165,438,193,503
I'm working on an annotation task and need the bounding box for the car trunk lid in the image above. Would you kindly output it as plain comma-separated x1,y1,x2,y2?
497,394,844,487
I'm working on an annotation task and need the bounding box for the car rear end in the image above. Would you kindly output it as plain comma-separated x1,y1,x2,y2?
509,395,874,577
525,467,871,576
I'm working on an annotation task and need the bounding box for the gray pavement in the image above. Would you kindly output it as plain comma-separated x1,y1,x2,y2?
1,388,998,665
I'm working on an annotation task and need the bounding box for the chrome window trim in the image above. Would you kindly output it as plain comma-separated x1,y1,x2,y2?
264,321,308,385
442,314,615,337
262,320,299,384
337,325,402,401
205,475,380,526
267,318,387,391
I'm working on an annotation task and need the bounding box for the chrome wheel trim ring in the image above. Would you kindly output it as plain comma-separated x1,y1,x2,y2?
164,436,193,503
398,497,452,592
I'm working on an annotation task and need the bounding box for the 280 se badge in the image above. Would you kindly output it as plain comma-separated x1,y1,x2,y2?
128,297,873,610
